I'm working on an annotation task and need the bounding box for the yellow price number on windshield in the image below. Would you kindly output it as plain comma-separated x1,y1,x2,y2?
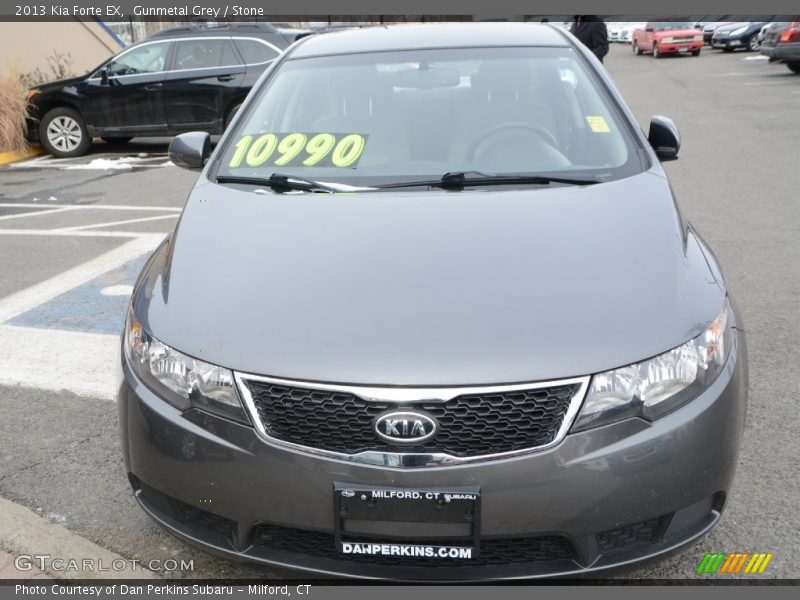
228,132,368,169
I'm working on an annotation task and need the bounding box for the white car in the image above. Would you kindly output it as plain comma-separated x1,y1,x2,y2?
607,22,625,41
619,22,647,43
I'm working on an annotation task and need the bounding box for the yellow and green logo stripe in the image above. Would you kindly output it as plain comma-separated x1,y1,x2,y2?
696,552,773,574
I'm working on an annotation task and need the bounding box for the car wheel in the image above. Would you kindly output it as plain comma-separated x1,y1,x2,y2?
692,49,701,56
225,103,242,129
101,136,133,145
634,42,643,55
746,35,759,51
653,45,661,58
787,61,800,74
39,107,91,158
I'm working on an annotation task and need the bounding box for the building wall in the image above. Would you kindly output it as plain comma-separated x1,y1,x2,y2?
0,20,123,79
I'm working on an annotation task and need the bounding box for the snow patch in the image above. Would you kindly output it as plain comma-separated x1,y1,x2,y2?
64,157,146,170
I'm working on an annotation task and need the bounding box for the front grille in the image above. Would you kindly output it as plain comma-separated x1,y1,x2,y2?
251,524,573,568
596,517,667,553
671,36,696,42
242,379,581,458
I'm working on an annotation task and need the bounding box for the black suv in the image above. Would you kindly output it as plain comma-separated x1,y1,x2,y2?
27,22,296,157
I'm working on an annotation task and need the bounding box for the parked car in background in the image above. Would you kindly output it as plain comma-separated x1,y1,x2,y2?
760,19,800,73
633,22,703,57
758,23,772,45
26,23,293,157
619,22,646,44
702,22,733,45
711,21,768,52
269,21,315,42
607,22,625,42
148,21,297,46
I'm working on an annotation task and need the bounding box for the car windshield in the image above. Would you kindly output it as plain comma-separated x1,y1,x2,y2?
215,46,643,187
655,22,697,31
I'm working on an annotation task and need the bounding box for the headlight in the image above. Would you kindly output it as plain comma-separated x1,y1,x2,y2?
124,309,249,424
730,26,749,36
694,35,704,42
572,300,733,432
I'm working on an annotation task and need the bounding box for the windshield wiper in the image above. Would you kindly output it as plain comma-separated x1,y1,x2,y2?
215,173,339,193
375,171,601,190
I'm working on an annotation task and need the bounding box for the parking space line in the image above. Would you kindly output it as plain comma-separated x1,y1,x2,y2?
0,234,162,324
0,229,155,238
0,207,77,222
56,214,179,232
11,162,171,170
0,325,120,400
0,203,181,212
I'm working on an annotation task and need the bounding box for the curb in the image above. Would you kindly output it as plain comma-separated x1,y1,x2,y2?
0,147,44,166
0,496,156,579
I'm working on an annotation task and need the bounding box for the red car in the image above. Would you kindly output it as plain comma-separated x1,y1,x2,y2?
633,21,704,57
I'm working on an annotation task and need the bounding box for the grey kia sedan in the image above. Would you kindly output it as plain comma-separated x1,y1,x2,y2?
118,24,747,579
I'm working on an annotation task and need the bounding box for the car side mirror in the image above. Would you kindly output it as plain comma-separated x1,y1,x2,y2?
100,68,109,85
645,27,654,32
169,132,211,170
648,116,680,161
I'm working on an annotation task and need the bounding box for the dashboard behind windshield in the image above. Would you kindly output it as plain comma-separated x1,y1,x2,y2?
215,46,644,186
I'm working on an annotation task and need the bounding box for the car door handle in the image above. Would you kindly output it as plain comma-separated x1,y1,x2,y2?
217,75,235,82
144,83,163,91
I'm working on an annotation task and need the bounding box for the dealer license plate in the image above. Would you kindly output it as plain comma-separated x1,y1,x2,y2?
334,483,481,559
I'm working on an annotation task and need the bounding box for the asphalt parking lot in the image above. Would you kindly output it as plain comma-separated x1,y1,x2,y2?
0,42,798,580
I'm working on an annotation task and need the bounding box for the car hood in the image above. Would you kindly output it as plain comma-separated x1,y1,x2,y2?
135,171,726,386
34,74,89,93
715,23,752,34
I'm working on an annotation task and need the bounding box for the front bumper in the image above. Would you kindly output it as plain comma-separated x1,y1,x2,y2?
712,36,745,49
656,42,703,54
118,336,747,579
25,116,40,144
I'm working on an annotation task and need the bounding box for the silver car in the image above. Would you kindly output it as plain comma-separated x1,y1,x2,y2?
119,23,748,579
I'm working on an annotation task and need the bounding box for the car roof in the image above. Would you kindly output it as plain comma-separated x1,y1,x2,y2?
148,22,280,39
289,23,572,58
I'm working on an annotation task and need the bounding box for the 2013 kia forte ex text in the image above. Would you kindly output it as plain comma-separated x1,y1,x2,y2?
118,24,748,580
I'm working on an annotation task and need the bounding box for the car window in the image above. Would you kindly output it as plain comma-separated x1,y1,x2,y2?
107,42,169,76
233,39,280,65
655,22,697,31
174,39,240,69
216,47,642,187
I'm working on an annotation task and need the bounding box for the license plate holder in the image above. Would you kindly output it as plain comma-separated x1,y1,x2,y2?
334,483,481,558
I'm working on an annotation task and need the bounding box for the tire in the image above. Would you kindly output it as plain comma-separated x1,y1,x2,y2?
101,136,133,145
634,42,643,55
746,35,759,51
692,49,701,56
787,61,800,74
224,103,242,129
39,107,91,158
